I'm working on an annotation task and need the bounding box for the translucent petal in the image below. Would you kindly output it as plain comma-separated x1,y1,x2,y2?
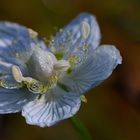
0,22,47,87
49,12,101,65
22,86,81,127
0,21,46,63
59,45,122,95
0,88,35,113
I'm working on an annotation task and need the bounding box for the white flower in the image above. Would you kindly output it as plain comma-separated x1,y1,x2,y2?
0,12,122,127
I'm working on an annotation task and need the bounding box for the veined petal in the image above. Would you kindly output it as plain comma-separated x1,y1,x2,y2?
49,12,101,66
0,21,46,62
0,88,35,113
59,45,122,95
22,86,81,127
0,22,47,87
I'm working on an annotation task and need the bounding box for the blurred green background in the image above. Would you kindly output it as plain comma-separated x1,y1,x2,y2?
0,0,140,140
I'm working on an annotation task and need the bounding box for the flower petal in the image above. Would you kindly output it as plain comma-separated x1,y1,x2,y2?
22,86,81,127
59,45,122,95
0,22,47,87
0,21,46,62
49,13,101,65
0,88,35,113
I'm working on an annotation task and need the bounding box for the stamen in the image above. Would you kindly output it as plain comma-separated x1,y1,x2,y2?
11,65,60,94
12,65,44,93
80,21,90,39
80,95,87,103
68,54,77,67
11,53,70,94
28,28,38,38
47,73,59,89
54,60,70,72
12,65,23,83
26,80,43,94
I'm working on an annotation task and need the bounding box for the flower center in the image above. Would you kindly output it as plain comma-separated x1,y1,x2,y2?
10,48,70,94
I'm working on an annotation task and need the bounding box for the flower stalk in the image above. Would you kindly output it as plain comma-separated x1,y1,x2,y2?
71,116,92,140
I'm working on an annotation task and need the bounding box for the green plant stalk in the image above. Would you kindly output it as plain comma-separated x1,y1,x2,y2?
71,116,92,140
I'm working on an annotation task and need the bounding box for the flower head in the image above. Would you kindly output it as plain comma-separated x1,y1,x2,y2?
0,13,122,127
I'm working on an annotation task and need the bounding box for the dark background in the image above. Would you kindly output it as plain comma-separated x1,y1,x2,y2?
0,0,140,140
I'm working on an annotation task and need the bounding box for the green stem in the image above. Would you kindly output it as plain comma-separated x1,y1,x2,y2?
71,116,92,140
